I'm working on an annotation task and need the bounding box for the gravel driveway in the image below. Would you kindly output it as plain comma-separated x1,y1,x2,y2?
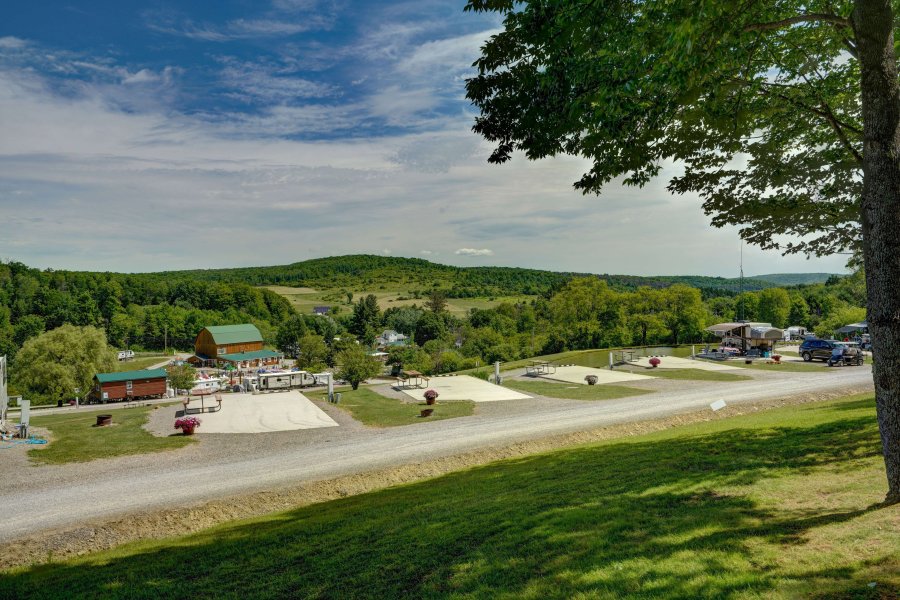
0,366,874,543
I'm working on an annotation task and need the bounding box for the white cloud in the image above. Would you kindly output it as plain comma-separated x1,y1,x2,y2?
218,57,337,103
0,36,28,49
420,250,433,255
455,248,494,257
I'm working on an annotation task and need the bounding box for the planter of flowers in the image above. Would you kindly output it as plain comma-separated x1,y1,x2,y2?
423,389,439,405
174,416,201,435
584,375,599,385
648,357,661,368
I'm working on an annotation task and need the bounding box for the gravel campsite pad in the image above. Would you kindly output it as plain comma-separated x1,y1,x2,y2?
539,366,656,385
630,356,744,371
180,391,339,434
399,375,531,402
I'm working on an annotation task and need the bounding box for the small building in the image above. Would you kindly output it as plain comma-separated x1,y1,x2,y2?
192,324,264,366
313,306,331,315
89,369,167,403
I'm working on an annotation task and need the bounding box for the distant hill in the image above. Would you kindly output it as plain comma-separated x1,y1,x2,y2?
749,273,839,286
148,255,835,298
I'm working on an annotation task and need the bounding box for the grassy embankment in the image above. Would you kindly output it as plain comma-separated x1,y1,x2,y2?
4,394,897,599
306,386,474,427
28,405,193,465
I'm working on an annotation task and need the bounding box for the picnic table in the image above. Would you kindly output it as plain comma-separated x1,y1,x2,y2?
183,393,223,414
525,360,557,376
397,370,430,389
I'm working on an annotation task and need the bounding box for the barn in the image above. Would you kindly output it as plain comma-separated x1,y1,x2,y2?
191,324,281,368
90,369,168,403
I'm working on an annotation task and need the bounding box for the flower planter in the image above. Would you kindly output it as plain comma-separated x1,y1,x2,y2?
182,426,196,435
649,357,661,368
426,397,436,405
584,375,598,385
420,409,434,417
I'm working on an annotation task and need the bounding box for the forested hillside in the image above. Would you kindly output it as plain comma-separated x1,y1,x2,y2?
153,254,806,297
0,255,859,384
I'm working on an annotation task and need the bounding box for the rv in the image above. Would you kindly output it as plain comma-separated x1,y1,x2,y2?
257,371,315,392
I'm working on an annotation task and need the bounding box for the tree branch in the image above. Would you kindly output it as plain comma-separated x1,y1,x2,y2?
744,13,852,32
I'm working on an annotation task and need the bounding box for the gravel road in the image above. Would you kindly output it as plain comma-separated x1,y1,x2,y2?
0,366,874,542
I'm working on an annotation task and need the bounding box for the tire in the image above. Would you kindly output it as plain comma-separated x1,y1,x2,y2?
802,352,812,362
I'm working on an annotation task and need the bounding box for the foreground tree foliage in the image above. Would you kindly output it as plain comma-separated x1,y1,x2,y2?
466,0,900,502
336,346,382,390
13,325,116,404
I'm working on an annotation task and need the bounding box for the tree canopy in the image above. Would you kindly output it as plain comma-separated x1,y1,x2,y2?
465,0,862,255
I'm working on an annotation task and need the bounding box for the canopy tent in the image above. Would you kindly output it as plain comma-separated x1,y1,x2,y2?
836,322,868,334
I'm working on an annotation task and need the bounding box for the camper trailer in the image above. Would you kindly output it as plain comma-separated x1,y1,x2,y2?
257,371,315,392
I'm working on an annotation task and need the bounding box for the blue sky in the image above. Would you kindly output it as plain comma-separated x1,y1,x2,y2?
0,1,848,276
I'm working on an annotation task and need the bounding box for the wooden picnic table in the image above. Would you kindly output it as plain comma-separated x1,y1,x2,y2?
182,393,223,414
398,370,430,388
525,360,557,376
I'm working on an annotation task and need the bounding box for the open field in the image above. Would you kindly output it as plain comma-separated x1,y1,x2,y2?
504,378,651,400
306,386,475,427
110,355,171,372
265,284,535,317
29,405,194,465
3,394,896,599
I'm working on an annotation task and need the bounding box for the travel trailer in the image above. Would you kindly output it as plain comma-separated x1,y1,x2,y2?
257,371,316,392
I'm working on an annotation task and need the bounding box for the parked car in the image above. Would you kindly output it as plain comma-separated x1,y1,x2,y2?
799,339,864,364
799,339,845,362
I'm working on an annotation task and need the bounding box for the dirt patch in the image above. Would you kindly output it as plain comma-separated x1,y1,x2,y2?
0,385,873,570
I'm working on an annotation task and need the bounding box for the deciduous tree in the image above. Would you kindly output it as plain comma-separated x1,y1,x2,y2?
466,0,900,502
13,324,116,405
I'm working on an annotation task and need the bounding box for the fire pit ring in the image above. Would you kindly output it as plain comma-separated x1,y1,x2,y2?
96,414,112,427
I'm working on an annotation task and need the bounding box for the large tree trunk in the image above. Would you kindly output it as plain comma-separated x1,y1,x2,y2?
855,0,900,504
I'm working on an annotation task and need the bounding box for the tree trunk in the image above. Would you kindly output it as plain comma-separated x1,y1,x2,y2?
854,0,900,504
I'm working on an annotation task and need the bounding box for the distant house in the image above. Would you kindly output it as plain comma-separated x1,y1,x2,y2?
89,369,167,403
376,330,408,347
313,306,331,315
190,324,282,368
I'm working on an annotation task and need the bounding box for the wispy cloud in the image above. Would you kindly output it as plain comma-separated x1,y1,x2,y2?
455,248,494,257
218,57,337,104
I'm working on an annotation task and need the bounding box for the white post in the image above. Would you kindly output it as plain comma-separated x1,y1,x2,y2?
19,399,30,438
327,373,334,402
692,345,696,359
494,361,501,384
0,356,6,429
609,352,614,370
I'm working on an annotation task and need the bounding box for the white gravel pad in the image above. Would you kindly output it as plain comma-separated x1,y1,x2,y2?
191,391,338,434
399,375,531,402
630,356,744,371
539,366,655,385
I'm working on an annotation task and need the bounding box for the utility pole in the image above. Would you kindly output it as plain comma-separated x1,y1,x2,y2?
164,324,168,355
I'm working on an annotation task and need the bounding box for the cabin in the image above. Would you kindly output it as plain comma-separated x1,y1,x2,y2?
89,369,167,403
313,306,331,315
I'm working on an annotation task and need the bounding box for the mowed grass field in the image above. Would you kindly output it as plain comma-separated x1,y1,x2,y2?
29,405,193,465
265,285,535,318
4,394,897,599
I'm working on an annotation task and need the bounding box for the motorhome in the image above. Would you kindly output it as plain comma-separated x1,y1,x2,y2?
257,371,315,392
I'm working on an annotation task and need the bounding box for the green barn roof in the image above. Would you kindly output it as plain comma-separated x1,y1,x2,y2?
95,369,167,384
203,324,263,345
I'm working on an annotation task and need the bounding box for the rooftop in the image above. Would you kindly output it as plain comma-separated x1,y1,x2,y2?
95,369,167,384
203,324,263,345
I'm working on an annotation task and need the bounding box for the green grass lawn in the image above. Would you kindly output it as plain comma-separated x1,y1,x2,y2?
306,386,475,427
728,359,836,372
111,355,170,372
28,405,194,465
617,366,752,381
5,395,896,599
503,378,651,400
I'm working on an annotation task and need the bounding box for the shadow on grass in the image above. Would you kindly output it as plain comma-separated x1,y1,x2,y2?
2,413,894,599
